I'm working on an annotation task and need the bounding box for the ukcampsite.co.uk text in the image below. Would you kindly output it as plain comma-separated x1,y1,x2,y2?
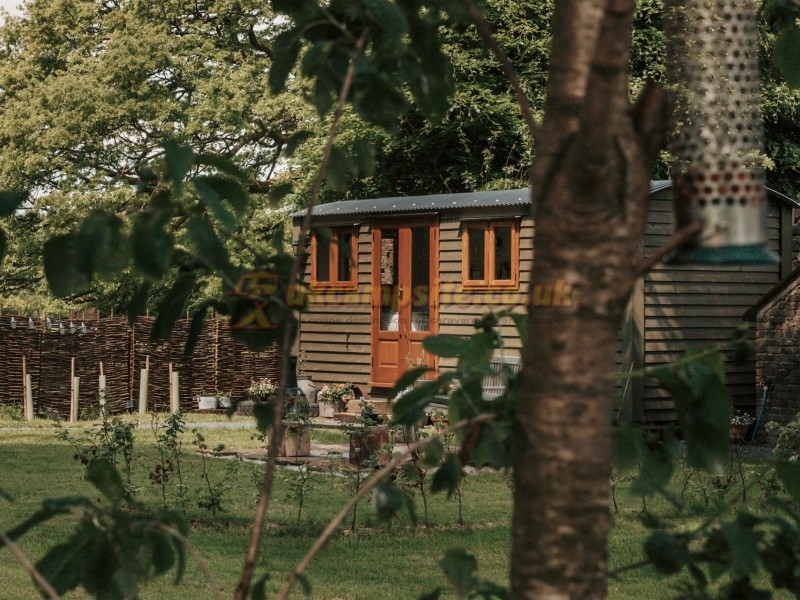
284,279,573,308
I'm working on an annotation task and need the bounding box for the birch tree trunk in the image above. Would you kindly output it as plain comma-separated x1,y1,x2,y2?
511,0,668,596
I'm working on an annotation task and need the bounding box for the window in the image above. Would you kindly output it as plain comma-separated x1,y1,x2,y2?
462,220,519,288
311,228,357,288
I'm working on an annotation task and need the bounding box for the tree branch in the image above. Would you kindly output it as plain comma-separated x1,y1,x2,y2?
232,30,369,600
277,413,496,600
0,531,61,600
634,219,702,276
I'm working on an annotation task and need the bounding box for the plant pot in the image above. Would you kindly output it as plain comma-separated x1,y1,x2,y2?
348,426,391,466
730,424,749,442
197,396,217,410
319,401,336,418
217,396,231,409
281,428,312,457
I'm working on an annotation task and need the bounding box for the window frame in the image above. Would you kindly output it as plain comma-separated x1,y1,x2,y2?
461,220,520,289
310,227,358,289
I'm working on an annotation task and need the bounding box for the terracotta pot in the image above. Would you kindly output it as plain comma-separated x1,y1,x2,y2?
730,424,749,442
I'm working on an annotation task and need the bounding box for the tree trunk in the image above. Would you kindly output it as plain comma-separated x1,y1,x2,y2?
511,0,667,597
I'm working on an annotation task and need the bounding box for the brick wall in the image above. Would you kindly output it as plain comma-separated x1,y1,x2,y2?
754,281,800,428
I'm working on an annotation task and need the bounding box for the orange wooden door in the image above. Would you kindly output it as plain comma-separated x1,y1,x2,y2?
371,222,437,387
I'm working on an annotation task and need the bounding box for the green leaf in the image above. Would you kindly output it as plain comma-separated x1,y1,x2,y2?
630,429,678,496
775,24,800,88
417,589,443,600
251,575,269,600
423,334,467,358
284,130,314,156
87,458,126,504
371,482,408,522
775,461,800,504
298,573,312,595
612,424,641,473
391,380,440,427
421,439,445,468
77,211,129,278
439,548,477,598
5,497,92,541
195,153,247,181
44,233,90,297
431,453,462,498
269,30,303,94
720,521,759,579
151,274,196,342
192,177,236,230
132,213,174,279
269,180,295,204
253,401,276,435
36,537,88,596
186,215,232,274
644,530,688,575
193,175,249,219
127,281,152,325
148,530,176,576
325,145,352,192
391,366,432,397
470,423,510,469
184,302,213,359
0,191,27,217
164,141,195,195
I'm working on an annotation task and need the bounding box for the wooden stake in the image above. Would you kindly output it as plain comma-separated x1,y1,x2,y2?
171,370,180,414
25,375,33,423
99,360,107,408
70,358,76,421
71,377,80,423
22,356,27,419
138,366,149,415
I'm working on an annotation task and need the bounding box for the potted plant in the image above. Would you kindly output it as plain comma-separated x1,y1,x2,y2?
348,399,391,466
281,410,312,457
317,382,355,418
730,410,755,442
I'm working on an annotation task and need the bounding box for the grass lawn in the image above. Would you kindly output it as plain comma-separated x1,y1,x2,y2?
0,414,789,598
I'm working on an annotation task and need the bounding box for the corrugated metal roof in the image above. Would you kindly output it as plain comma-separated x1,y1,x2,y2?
291,188,530,218
290,180,797,219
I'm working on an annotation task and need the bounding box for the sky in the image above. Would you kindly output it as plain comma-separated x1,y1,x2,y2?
0,0,22,23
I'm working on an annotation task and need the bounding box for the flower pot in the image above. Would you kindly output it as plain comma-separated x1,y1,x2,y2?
281,428,312,457
319,401,336,418
197,396,217,410
730,424,749,442
348,426,391,466
216,396,231,409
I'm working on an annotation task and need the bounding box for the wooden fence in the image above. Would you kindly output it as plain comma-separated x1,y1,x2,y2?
0,315,280,418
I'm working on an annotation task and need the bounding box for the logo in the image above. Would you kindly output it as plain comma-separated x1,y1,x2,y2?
228,270,280,329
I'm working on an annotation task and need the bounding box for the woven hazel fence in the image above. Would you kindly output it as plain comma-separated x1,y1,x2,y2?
0,314,280,418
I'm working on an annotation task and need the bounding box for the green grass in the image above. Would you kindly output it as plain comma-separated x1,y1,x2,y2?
0,417,790,598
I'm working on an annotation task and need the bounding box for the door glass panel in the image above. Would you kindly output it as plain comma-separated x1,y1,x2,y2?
494,225,512,280
411,226,430,332
379,229,399,331
337,232,353,281
467,226,485,280
316,234,330,282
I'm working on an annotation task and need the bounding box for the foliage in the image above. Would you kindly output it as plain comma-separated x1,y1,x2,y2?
0,0,314,310
191,429,233,520
54,408,138,492
2,458,188,600
247,377,277,401
316,382,355,407
150,411,188,512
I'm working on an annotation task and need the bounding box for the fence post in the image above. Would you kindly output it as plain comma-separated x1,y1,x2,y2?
138,355,149,415
71,377,80,422
70,358,77,422
98,361,107,409
25,374,33,422
171,369,180,414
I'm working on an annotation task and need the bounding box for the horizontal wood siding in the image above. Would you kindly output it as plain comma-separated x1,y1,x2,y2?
437,215,533,369
637,189,785,424
297,223,373,391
